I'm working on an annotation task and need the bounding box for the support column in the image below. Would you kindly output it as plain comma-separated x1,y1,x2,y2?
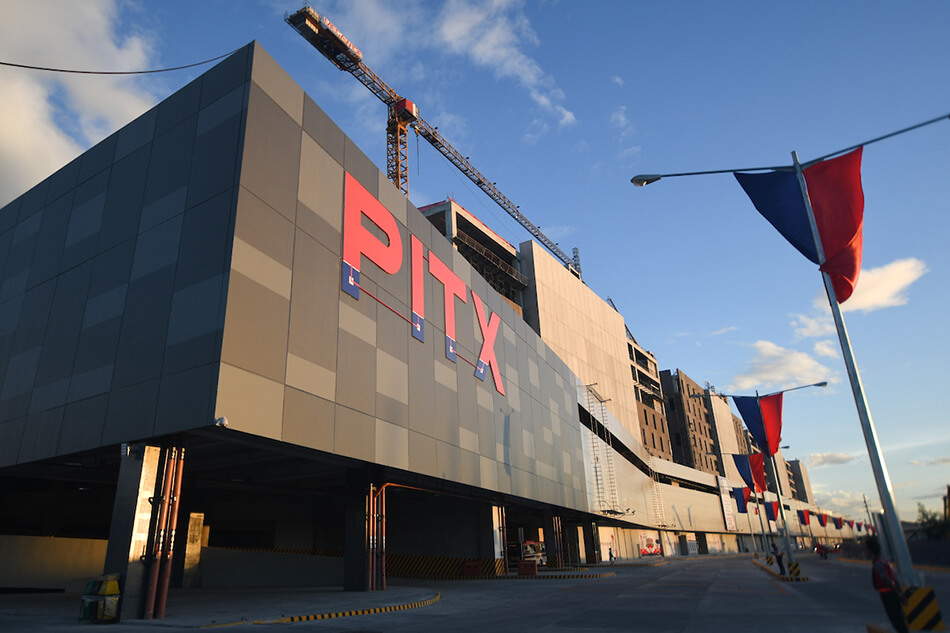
102,444,163,621
541,512,564,569
343,468,370,591
582,522,600,564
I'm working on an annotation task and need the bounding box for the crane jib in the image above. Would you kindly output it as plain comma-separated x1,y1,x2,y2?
287,7,578,275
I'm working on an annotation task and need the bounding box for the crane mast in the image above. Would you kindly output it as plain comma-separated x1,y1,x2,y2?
286,7,580,276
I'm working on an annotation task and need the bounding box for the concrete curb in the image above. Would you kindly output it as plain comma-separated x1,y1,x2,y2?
838,557,950,573
751,559,810,582
226,592,443,627
413,571,618,581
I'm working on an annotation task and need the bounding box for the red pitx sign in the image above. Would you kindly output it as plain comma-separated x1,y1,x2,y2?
340,173,506,395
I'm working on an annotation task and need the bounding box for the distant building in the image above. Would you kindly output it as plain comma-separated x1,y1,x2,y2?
733,414,751,455
787,459,815,504
629,339,671,461
704,390,746,483
765,450,795,502
660,369,720,475
418,199,527,317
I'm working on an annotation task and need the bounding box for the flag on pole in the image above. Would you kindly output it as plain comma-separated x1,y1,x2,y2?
733,453,767,492
832,517,843,529
733,487,751,514
847,519,854,529
765,501,779,522
733,394,784,456
817,513,828,527
734,147,865,302
857,521,863,532
797,509,811,526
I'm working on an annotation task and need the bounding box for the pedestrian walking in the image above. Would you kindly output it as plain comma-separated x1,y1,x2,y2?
771,542,786,576
867,536,909,633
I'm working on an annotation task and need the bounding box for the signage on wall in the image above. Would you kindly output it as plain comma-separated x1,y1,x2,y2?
340,173,506,395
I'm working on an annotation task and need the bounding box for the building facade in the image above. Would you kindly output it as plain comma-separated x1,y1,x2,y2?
0,43,856,616
787,458,816,504
660,369,720,475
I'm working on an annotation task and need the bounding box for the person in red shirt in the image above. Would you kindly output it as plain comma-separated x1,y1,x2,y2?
867,536,908,633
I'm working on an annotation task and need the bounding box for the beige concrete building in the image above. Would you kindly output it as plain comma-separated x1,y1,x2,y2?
520,241,642,440
705,391,744,482
630,338,672,461
660,369,720,476
787,459,816,504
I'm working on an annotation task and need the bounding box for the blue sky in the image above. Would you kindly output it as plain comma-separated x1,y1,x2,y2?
1,0,948,521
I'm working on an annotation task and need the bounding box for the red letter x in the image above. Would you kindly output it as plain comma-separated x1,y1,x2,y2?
471,291,505,395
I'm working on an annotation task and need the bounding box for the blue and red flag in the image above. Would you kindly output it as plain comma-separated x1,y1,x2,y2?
733,487,751,514
733,394,784,457
832,517,843,529
797,509,810,526
764,501,779,522
732,453,767,492
856,521,864,532
734,147,864,302
817,513,828,527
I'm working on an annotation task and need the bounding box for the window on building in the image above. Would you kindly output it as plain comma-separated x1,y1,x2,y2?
660,437,665,452
642,429,647,444
652,435,656,449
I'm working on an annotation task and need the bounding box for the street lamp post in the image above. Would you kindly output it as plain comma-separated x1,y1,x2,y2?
629,113,950,586
717,381,827,573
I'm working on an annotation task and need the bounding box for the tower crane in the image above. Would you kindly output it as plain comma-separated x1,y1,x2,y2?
286,7,581,277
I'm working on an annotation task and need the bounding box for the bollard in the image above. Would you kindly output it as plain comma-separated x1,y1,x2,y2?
902,586,945,631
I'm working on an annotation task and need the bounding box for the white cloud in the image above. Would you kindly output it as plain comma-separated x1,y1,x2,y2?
813,340,838,358
436,0,575,126
536,224,575,241
619,145,642,158
810,452,858,467
611,75,624,87
812,488,872,518
791,313,836,339
711,326,739,336
610,106,636,139
522,118,548,145
810,258,928,314
729,340,836,391
0,0,157,205
910,457,950,466
323,0,421,67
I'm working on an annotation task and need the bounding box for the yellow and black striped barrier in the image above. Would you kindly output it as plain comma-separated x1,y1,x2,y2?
506,571,616,580
248,593,442,626
765,555,774,565
788,561,802,578
751,558,810,582
903,586,945,631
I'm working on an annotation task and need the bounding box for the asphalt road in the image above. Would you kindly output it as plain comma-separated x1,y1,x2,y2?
2,554,947,632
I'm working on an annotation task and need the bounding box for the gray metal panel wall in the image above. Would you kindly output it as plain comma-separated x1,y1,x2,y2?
215,45,590,512
0,43,257,466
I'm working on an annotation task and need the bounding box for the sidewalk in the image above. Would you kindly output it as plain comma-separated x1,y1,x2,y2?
0,585,439,631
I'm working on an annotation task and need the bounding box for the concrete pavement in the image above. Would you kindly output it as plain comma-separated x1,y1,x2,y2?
2,554,947,632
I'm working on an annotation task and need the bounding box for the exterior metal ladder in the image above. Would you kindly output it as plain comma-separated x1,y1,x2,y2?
650,456,668,527
585,384,619,514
